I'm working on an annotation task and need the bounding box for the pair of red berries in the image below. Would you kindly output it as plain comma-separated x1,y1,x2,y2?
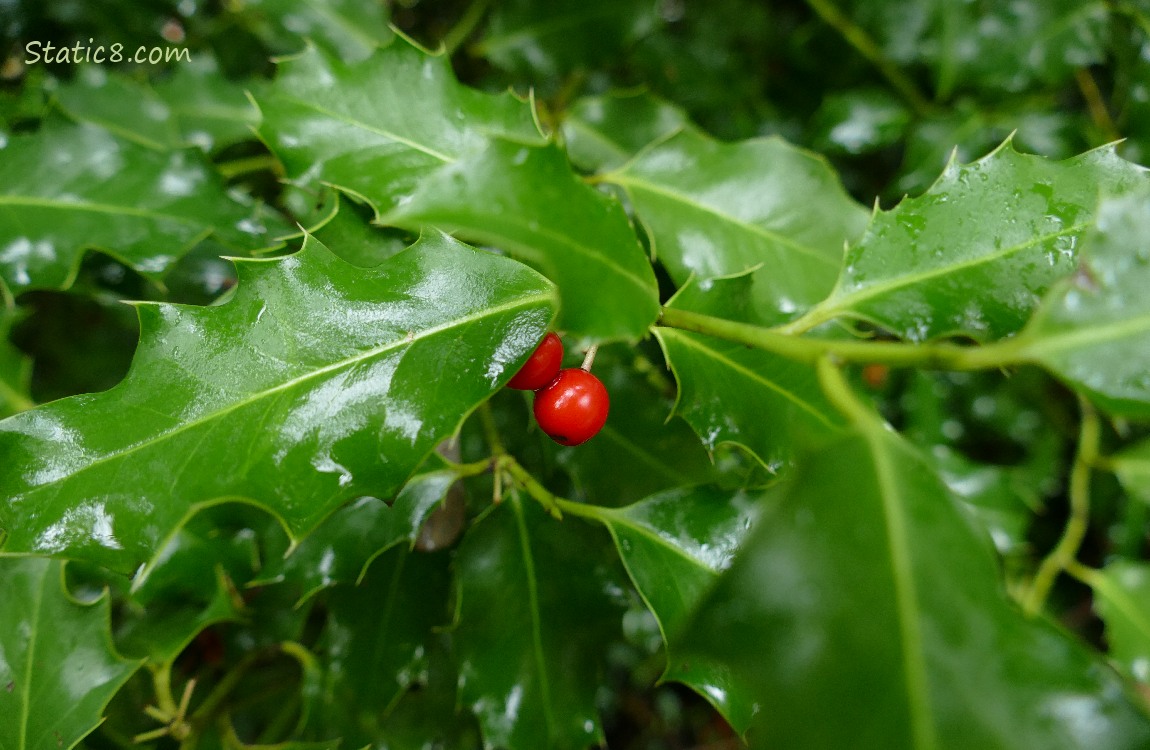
507,332,609,446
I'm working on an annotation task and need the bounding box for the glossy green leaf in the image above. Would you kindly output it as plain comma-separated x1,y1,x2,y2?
898,370,1060,560
115,504,274,663
152,58,264,152
0,557,140,750
0,123,288,295
302,546,451,741
675,409,1150,749
56,62,261,153
0,232,556,571
383,138,660,340
607,128,868,322
453,493,626,750
291,191,409,269
845,0,1108,97
794,141,1147,341
256,38,542,215
477,0,658,78
245,0,393,63
1018,189,1150,417
1090,561,1150,685
256,469,458,603
553,344,716,506
311,633,480,749
593,485,762,730
811,88,911,156
562,93,689,173
655,274,845,468
55,68,179,150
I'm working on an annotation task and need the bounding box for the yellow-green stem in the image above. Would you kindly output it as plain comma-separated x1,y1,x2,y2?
803,0,933,116
1023,397,1100,616
658,306,1023,371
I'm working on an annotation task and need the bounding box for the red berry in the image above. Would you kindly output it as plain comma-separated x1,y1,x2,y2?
533,368,609,446
508,332,564,390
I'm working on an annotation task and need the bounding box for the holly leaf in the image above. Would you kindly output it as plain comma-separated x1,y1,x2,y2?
382,138,659,341
591,485,762,730
606,128,868,322
1017,188,1150,417
152,58,264,152
56,62,261,153
0,557,141,750
0,123,288,295
846,0,1108,97
0,232,556,571
1089,561,1150,686
453,493,626,750
654,274,845,468
55,69,180,150
256,38,543,215
561,92,689,173
302,546,451,741
477,0,658,78
791,141,1147,341
674,404,1150,748
255,469,459,603
115,504,275,664
245,0,393,63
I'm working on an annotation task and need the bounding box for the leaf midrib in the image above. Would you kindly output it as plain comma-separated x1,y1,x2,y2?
824,221,1089,316
659,329,838,428
596,424,698,486
273,93,456,164
610,173,840,267
434,212,655,298
0,196,207,226
1025,309,1150,359
24,291,551,492
512,496,556,738
19,565,45,750
866,428,938,750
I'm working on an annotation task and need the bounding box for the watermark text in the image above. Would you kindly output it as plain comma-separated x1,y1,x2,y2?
24,40,190,65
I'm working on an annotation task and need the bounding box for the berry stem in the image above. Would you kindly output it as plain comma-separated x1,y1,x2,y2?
580,344,599,371
1023,396,1100,616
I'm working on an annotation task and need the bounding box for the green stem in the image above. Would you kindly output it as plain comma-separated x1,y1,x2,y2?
478,401,506,456
215,154,281,180
658,306,1023,371
441,0,492,56
180,647,274,749
448,457,495,478
1023,397,1100,616
502,456,564,519
1075,68,1121,143
815,354,873,426
803,0,933,116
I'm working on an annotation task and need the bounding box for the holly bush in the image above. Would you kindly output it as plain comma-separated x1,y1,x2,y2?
4,1,1150,748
